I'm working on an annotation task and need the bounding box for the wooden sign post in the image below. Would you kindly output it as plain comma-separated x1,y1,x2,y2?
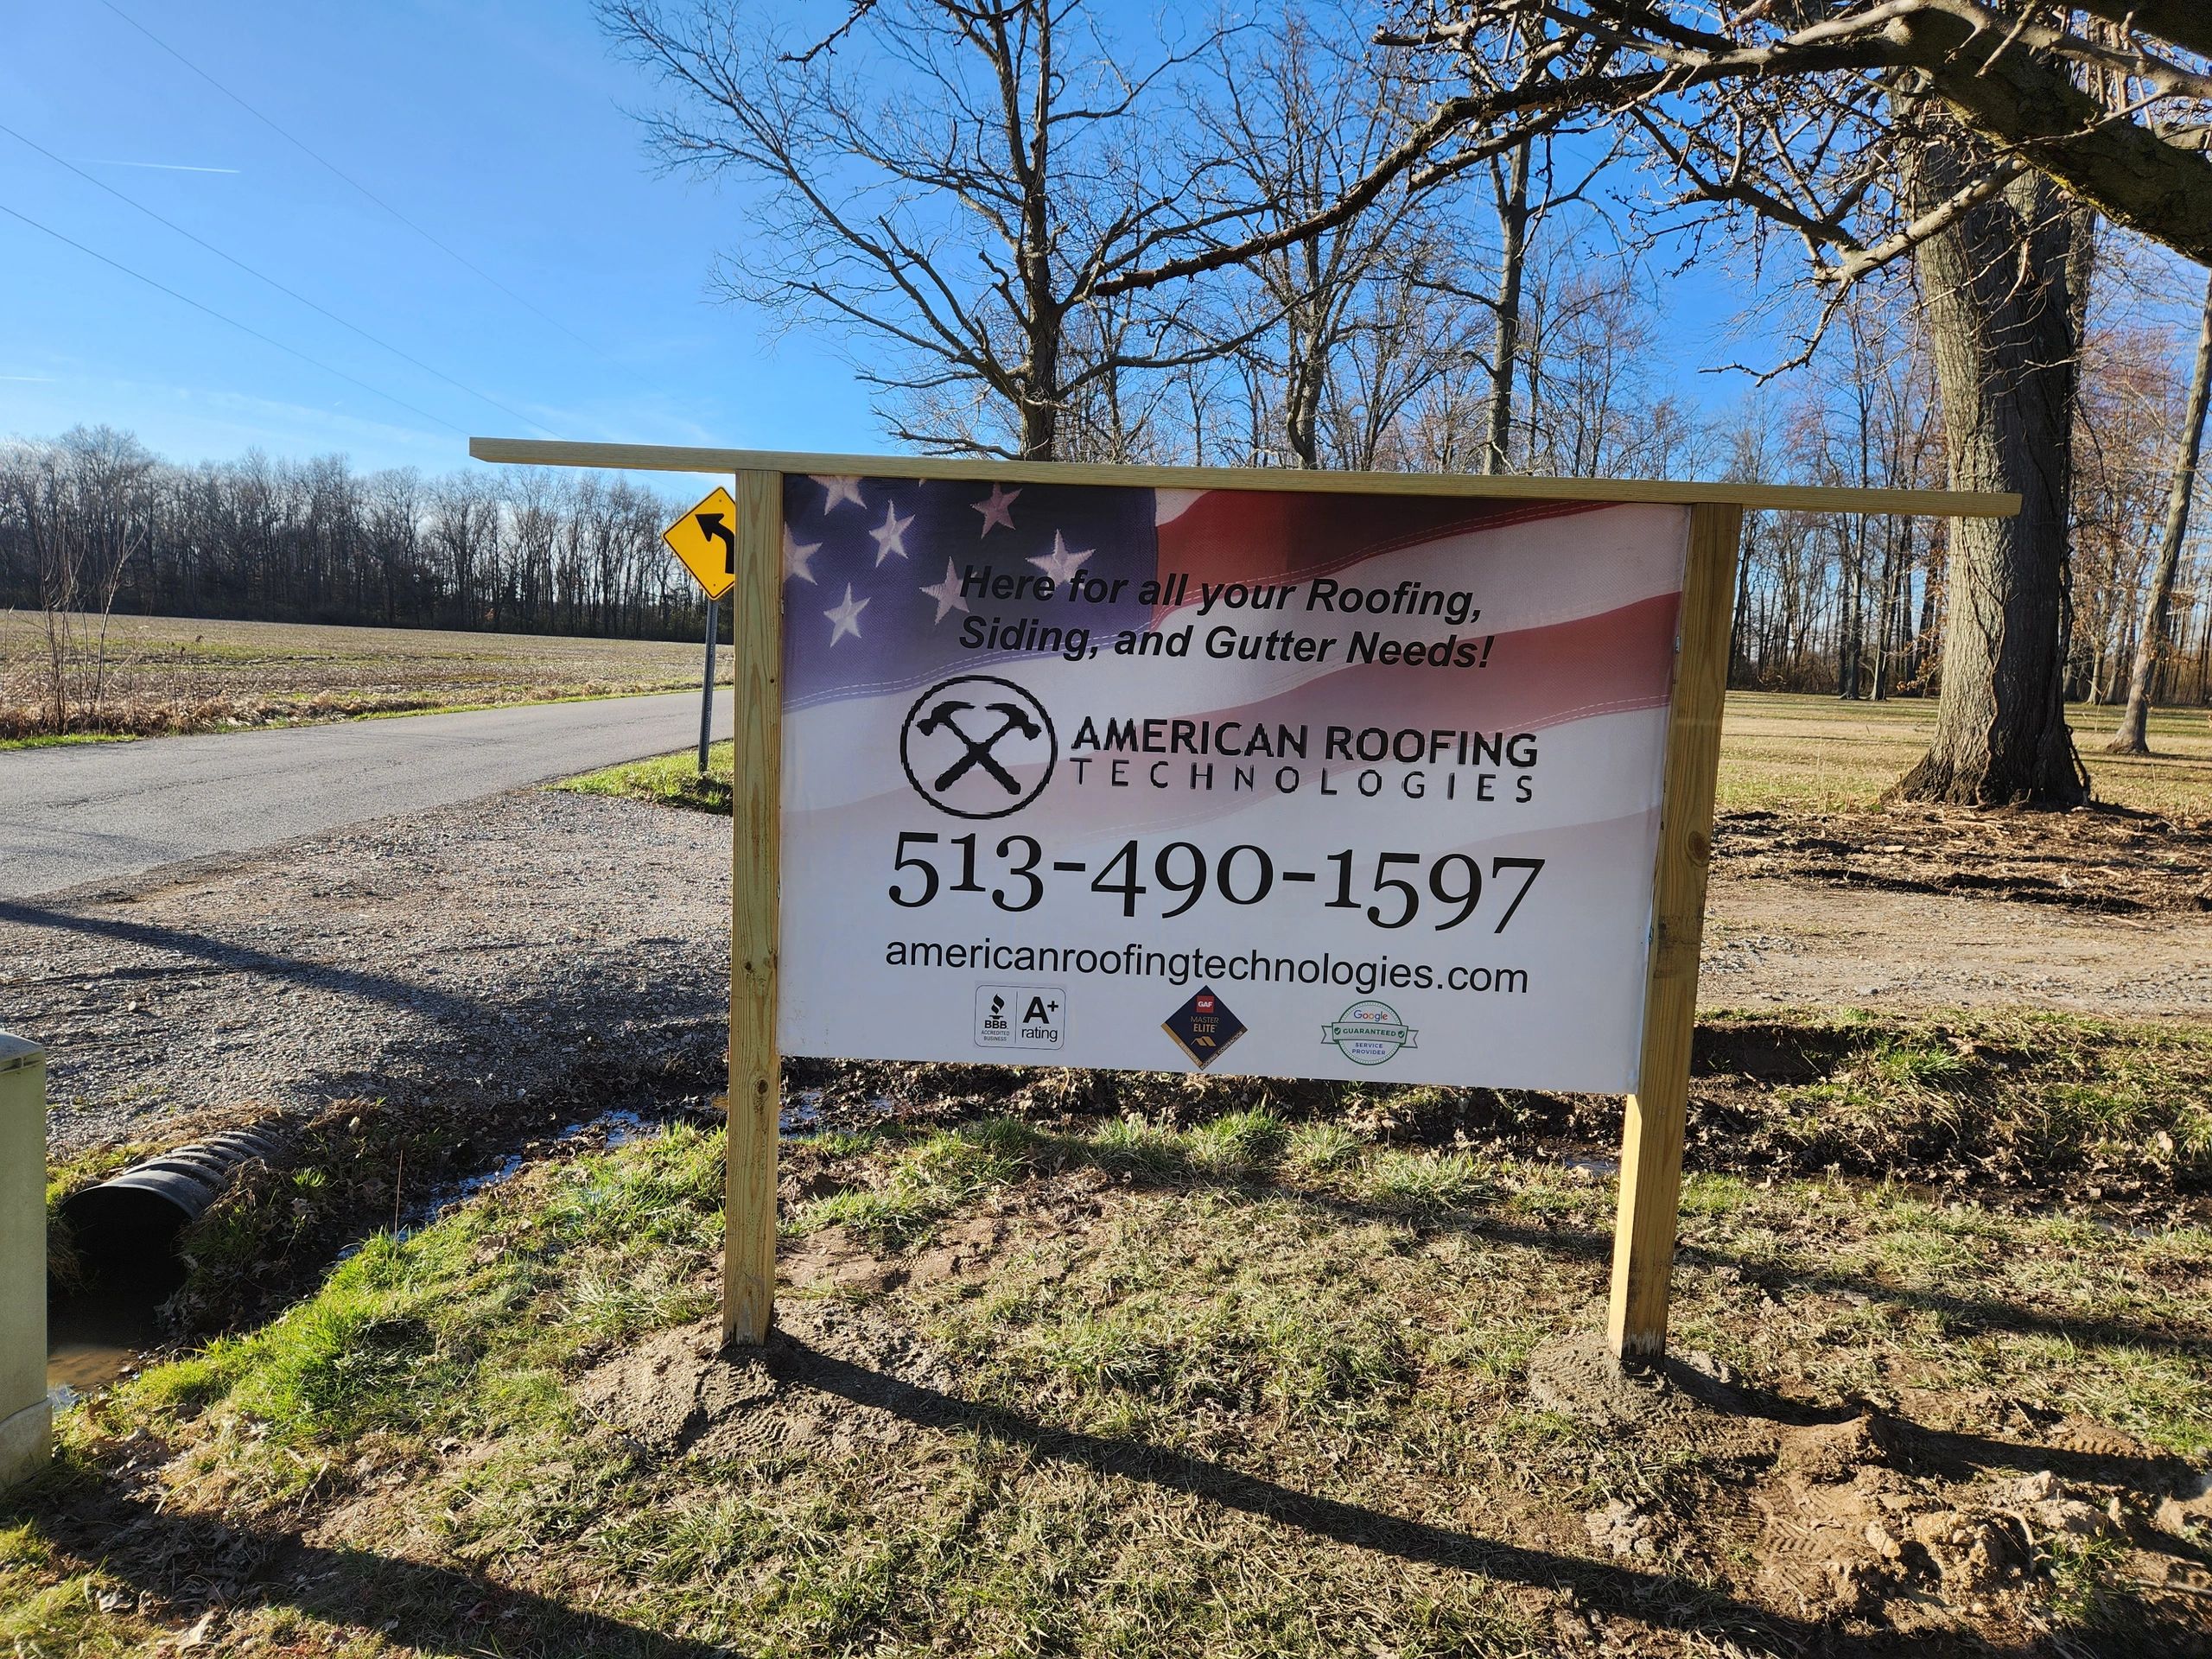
470,437,2012,1370
725,468,784,1345
1608,502,1739,1363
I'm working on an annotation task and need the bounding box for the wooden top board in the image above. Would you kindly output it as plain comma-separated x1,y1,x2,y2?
469,438,2018,518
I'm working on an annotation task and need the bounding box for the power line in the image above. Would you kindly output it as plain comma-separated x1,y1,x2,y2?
0,198,467,435
0,120,560,438
96,0,603,357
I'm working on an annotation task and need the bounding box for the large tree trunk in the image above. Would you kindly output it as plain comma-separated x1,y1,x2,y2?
2109,265,2212,755
1891,137,2090,807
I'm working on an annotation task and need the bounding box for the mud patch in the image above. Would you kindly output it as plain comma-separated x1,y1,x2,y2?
573,1294,965,1466
1524,1332,1687,1429
1748,1408,2212,1635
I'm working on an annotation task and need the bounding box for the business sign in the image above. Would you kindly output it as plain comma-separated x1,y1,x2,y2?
776,474,1689,1092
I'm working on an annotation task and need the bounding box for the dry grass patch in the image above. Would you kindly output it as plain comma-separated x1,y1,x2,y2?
1717,691,2212,817
0,613,714,741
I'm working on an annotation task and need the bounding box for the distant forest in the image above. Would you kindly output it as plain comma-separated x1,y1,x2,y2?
0,427,706,642
3,422,2209,707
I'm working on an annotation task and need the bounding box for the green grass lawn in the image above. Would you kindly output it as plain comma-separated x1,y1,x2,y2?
556,741,735,811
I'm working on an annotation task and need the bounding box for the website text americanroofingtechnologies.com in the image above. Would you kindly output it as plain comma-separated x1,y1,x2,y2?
884,938,1529,996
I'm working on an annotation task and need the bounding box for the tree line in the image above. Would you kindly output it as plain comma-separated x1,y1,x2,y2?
0,428,704,640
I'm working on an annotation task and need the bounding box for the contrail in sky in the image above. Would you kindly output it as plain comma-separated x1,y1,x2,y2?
81,159,240,175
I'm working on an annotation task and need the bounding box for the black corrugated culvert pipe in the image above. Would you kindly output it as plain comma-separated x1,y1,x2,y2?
60,1126,283,1282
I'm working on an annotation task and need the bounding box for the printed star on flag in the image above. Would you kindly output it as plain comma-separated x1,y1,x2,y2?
868,503,914,566
823,583,869,645
971,483,1020,536
812,475,866,512
784,527,823,584
1028,530,1092,584
919,559,969,625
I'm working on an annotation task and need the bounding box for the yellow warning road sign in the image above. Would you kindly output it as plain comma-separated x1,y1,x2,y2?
664,486,741,600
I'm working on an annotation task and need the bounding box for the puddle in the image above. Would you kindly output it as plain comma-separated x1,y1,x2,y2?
779,1090,900,1139
560,1108,652,1149
781,1090,824,1135
48,1258,180,1402
1561,1154,1619,1179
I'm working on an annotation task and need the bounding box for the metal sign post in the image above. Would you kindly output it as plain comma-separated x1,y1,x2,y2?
697,595,718,777
664,486,742,777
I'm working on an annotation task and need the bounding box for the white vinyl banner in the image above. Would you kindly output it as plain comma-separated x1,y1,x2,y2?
777,476,1689,1092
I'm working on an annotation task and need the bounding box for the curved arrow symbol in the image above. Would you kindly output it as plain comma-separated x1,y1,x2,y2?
695,511,735,572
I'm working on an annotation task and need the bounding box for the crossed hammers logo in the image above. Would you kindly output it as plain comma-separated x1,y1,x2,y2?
915,698,1041,795
899,675,1057,820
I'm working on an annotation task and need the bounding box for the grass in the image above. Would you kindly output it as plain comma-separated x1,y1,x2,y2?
556,739,734,812
1716,690,2212,815
0,731,140,752
10,1109,2211,1655
1704,1008,2212,1192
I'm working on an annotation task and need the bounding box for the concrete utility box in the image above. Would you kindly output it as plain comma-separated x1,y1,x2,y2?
0,1032,48,1490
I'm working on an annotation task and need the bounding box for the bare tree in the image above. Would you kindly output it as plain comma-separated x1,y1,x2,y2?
0,428,153,731
2111,267,2212,753
1362,3,2206,804
1195,10,1447,469
601,0,1268,460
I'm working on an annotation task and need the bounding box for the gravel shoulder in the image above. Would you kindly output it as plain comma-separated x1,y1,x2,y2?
7,789,2210,1158
1703,882,2212,1019
7,790,729,1157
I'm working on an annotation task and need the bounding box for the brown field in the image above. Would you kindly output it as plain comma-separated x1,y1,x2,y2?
0,612,716,741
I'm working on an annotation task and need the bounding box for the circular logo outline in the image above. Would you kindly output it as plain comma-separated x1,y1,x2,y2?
899,674,1058,820
1320,1000,1419,1066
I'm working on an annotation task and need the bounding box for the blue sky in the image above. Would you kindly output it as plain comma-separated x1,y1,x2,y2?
0,0,880,494
0,2,1851,493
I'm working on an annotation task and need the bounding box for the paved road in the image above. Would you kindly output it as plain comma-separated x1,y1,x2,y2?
0,692,730,899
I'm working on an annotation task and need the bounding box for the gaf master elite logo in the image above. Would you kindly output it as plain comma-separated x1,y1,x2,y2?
1320,1001,1419,1066
1161,986,1246,1069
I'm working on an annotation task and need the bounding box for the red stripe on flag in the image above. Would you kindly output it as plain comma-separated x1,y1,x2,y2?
1153,493,1610,620
1163,590,1680,750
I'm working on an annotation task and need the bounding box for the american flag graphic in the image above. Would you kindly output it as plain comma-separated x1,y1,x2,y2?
777,470,1691,1091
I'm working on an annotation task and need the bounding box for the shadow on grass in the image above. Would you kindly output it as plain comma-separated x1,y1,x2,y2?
1018,1128,2212,1370
16,1479,730,1658
766,1335,2057,1657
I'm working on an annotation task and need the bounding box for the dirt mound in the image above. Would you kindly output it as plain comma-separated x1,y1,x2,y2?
1717,804,2212,914
1748,1410,2212,1636
573,1261,971,1465
1523,1332,1727,1429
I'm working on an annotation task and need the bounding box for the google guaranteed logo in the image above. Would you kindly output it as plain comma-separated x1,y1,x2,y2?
1320,1001,1419,1066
